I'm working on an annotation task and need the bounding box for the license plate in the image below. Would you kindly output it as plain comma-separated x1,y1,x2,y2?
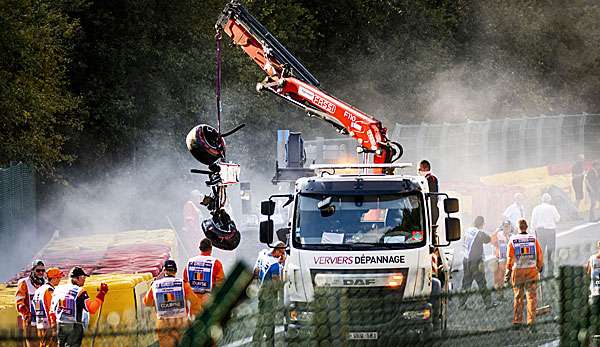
348,332,378,340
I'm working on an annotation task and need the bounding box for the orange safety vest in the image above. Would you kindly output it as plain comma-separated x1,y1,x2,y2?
16,277,39,326
507,232,542,285
186,255,216,294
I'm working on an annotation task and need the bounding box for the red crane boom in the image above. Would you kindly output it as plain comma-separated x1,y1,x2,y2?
216,2,402,164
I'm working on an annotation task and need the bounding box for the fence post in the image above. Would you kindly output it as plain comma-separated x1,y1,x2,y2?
555,115,565,163
439,123,448,176
559,266,590,346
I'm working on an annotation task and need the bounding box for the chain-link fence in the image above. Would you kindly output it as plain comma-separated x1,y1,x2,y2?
216,243,599,346
217,278,561,347
0,162,36,281
0,162,36,236
391,114,600,180
3,246,600,346
304,114,600,180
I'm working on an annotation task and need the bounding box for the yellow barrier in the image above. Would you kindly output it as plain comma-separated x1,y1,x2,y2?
481,166,591,213
84,273,153,329
480,166,550,186
0,229,180,346
0,273,157,345
83,273,155,346
0,284,17,330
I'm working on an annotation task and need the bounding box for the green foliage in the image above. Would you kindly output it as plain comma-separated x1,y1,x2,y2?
1,0,600,179
0,0,84,175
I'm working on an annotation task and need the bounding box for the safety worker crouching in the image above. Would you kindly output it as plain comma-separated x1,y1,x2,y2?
144,260,200,347
32,268,64,347
586,241,600,341
51,267,108,347
505,219,543,329
15,259,46,347
183,238,225,317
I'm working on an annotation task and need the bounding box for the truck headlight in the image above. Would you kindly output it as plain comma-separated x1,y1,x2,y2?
386,273,405,288
402,307,431,320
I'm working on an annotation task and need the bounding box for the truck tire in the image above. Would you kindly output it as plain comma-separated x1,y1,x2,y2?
426,277,446,341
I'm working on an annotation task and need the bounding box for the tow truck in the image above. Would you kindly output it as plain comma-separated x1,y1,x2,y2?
215,1,462,341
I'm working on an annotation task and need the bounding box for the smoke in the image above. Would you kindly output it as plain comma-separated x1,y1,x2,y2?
423,1,600,122
4,1,598,280
315,1,600,127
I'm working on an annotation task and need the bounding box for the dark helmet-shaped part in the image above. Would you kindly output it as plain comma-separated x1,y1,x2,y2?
201,210,240,251
186,124,225,165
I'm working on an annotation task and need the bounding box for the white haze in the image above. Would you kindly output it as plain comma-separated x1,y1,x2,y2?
4,2,599,280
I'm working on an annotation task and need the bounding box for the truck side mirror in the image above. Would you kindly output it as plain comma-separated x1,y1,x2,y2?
261,200,276,216
445,217,461,242
259,220,274,243
444,198,459,214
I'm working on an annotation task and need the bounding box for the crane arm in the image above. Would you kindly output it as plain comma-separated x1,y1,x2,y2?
216,1,401,164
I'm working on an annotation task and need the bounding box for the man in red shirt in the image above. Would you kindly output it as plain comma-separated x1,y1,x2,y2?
183,239,225,316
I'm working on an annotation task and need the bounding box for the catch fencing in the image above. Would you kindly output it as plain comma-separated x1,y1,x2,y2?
0,162,36,237
0,163,36,280
304,113,600,179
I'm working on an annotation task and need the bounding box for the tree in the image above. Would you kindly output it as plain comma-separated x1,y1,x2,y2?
0,0,84,175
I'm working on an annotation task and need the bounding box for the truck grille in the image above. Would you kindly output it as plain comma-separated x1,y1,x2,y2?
310,269,408,326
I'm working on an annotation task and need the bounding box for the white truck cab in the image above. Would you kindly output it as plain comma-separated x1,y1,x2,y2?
259,164,461,342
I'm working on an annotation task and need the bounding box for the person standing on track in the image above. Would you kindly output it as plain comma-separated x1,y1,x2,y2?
460,216,494,309
183,238,225,317
182,190,207,253
587,242,600,341
503,193,526,231
505,219,543,329
51,267,108,347
572,154,585,211
531,193,560,278
491,220,513,299
15,259,46,347
144,260,200,347
418,160,439,225
32,268,64,347
252,242,286,346
586,161,600,222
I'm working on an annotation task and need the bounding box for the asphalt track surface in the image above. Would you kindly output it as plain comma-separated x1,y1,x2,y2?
214,220,600,346
443,220,600,346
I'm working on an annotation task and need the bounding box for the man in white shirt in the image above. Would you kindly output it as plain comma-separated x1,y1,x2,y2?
531,193,560,277
503,193,526,230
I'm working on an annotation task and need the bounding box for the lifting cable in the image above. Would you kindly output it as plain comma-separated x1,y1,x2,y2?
215,30,223,136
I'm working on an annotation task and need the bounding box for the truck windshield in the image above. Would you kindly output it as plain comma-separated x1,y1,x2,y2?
294,193,426,249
